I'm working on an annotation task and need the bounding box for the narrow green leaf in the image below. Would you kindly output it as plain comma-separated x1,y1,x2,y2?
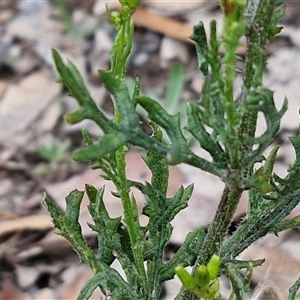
52,49,94,107
191,21,209,75
81,128,93,146
143,124,169,196
100,70,140,128
65,190,84,232
73,132,128,162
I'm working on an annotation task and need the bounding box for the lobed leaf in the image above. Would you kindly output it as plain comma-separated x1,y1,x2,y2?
136,95,190,164
43,191,99,272
186,102,228,167
86,184,122,265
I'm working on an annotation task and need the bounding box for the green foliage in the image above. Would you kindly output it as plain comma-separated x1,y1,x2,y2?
44,0,300,299
37,138,70,163
54,0,92,38
288,276,300,300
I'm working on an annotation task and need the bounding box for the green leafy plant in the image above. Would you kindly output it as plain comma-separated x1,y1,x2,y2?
44,0,300,299
54,0,97,38
54,0,74,35
37,138,70,163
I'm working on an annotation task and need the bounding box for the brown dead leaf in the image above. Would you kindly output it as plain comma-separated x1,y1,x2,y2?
0,70,61,148
15,229,96,263
133,8,193,44
132,8,246,56
0,214,53,238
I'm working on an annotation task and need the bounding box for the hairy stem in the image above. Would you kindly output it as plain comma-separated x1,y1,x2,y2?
176,184,242,300
239,0,277,148
176,1,278,299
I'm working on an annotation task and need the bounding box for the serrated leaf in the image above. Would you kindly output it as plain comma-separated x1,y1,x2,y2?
52,49,94,107
143,183,193,225
288,276,300,300
136,95,190,164
242,90,287,166
78,263,136,300
272,133,300,196
117,222,135,263
52,49,89,105
53,50,114,133
86,184,122,265
250,146,279,194
251,167,274,193
165,184,194,222
43,192,64,228
186,102,228,166
43,192,99,272
196,75,227,144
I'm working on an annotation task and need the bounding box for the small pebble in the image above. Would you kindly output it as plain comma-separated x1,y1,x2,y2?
132,51,149,67
159,36,188,66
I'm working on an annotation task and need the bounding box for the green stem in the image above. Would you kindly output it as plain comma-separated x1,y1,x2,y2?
108,2,148,295
177,184,242,300
177,2,278,298
238,0,277,151
114,148,148,294
197,185,242,265
221,188,300,260
223,22,238,139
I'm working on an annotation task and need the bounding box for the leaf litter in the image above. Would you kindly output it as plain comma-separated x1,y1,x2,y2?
1,0,300,299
